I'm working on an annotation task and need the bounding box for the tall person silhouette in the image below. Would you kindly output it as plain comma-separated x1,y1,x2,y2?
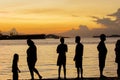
97,34,107,78
27,39,42,80
56,37,68,79
115,40,120,78
74,36,84,79
12,53,20,80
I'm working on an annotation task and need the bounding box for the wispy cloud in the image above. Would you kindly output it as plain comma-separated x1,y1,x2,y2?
17,8,80,18
59,8,120,37
94,8,120,28
72,15,80,17
18,8,66,14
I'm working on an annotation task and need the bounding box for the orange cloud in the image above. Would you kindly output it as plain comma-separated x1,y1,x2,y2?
18,8,68,15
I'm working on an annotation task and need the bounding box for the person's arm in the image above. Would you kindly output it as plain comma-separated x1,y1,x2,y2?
17,67,21,73
66,44,68,52
73,45,76,61
57,45,60,53
82,44,84,57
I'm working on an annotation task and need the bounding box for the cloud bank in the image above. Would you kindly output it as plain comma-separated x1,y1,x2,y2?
59,8,120,37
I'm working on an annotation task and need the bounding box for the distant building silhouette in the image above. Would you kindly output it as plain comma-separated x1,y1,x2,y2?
10,28,18,36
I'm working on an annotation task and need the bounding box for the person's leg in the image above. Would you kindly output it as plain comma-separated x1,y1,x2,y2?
63,65,66,79
100,66,103,77
33,68,42,79
99,56,106,77
28,64,34,79
81,67,83,79
99,55,102,77
30,69,34,79
118,63,120,77
77,68,79,78
58,66,61,79
13,72,18,80
117,63,119,77
32,61,42,79
81,59,83,79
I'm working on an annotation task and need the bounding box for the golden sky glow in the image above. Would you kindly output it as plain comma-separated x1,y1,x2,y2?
0,0,120,34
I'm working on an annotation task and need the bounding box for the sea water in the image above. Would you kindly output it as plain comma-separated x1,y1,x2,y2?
0,37,119,79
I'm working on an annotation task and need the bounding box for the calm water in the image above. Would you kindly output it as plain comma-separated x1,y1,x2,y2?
0,38,119,79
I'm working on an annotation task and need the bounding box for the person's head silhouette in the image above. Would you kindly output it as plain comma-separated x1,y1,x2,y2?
27,39,34,46
13,53,19,62
60,37,64,44
100,34,106,41
75,36,81,43
116,40,120,46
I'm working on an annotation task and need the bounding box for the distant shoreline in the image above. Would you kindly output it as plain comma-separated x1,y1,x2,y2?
0,34,62,40
93,35,120,38
1,34,120,40
0,34,45,40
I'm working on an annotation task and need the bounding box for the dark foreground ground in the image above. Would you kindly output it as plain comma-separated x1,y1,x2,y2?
8,77,120,80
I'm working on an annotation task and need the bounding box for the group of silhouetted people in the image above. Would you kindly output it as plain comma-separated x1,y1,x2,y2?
12,39,42,80
12,34,120,80
56,36,83,80
97,34,120,78
56,34,120,80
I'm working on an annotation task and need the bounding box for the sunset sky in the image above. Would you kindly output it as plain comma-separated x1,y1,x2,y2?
0,0,120,34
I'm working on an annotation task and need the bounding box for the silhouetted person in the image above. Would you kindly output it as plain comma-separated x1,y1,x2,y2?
115,40,120,78
97,34,107,78
27,39,42,80
56,37,68,79
12,53,20,80
74,36,83,79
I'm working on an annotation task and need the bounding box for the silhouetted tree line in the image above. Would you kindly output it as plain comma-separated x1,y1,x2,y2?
0,34,62,40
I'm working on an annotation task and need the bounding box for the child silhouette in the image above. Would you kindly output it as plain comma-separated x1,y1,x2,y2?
12,53,20,80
